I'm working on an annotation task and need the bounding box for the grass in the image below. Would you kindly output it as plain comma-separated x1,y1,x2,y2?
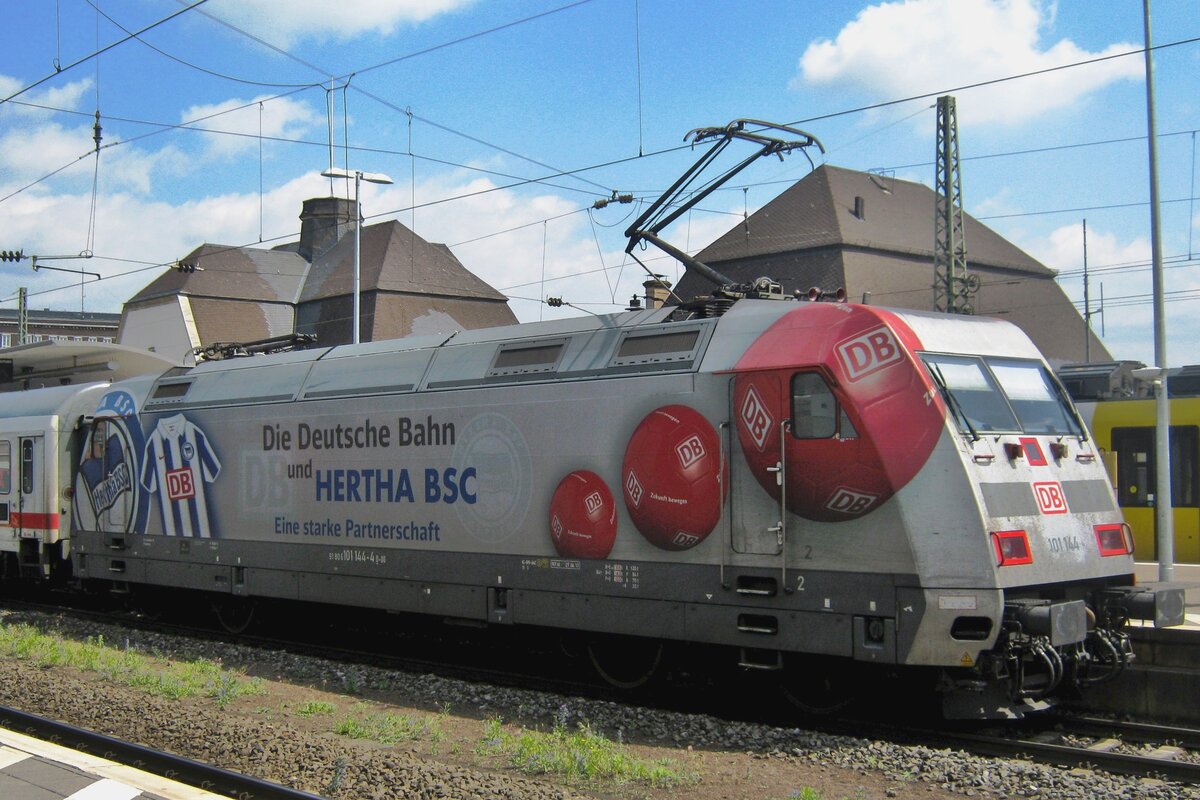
333,709,445,746
478,718,695,788
0,622,264,706
297,700,337,717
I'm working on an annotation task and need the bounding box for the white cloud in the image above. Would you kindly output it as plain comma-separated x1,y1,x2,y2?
205,0,476,47
0,76,94,117
796,0,1141,126
180,95,319,159
1019,221,1196,364
1,157,755,328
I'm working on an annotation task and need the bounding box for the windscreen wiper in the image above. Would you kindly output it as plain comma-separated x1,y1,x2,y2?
927,361,980,442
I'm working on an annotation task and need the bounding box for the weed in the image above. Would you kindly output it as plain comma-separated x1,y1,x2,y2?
0,622,263,707
324,757,347,796
478,720,694,788
297,700,337,717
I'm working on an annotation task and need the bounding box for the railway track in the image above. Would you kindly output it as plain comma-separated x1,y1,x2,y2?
0,705,326,800
923,715,1200,784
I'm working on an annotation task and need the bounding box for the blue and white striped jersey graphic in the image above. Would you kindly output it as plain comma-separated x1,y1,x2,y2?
140,414,221,538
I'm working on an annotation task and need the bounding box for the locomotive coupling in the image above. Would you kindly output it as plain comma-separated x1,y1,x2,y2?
1098,585,1187,628
1003,599,1087,646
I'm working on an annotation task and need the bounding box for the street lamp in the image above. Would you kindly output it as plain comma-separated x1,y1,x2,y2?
320,167,394,345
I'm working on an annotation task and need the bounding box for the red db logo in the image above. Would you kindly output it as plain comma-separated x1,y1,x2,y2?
166,468,195,501
1034,481,1068,515
836,326,902,381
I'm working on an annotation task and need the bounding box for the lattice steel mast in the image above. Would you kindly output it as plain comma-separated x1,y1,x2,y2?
933,95,976,314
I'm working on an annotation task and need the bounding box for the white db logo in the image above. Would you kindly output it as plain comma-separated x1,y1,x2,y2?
825,487,879,515
836,326,902,381
676,435,706,469
739,385,774,451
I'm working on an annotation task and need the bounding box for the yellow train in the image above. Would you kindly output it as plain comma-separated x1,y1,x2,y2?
1061,362,1200,563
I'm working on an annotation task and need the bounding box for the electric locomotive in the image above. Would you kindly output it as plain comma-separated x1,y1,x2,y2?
0,293,1184,718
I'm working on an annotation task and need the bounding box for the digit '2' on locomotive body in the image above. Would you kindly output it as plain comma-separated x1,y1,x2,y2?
0,121,1184,719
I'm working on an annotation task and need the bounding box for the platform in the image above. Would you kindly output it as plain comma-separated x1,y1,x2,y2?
0,725,227,800
1134,561,1200,630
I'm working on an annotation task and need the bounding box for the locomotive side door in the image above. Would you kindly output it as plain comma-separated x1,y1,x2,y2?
729,373,788,555
84,418,132,532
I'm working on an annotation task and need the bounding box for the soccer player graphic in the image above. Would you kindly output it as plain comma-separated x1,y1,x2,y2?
140,413,222,538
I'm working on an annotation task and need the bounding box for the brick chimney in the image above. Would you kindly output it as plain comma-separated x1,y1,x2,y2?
643,276,672,309
298,197,356,262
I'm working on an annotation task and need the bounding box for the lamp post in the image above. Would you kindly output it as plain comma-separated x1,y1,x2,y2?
320,167,394,345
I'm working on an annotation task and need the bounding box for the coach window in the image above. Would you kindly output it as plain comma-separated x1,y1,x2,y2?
0,441,9,494
20,439,33,494
1112,426,1198,508
792,373,857,439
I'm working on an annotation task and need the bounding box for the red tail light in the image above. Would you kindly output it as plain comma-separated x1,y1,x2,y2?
991,529,1033,566
1094,523,1132,557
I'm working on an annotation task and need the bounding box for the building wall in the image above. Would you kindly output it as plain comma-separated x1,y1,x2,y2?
0,312,117,348
118,297,197,363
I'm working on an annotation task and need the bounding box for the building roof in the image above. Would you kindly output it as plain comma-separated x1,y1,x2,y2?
126,243,308,306
694,164,1053,276
0,339,180,391
298,219,510,303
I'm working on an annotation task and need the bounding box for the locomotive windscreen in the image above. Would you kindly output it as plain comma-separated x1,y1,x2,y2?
922,354,1082,436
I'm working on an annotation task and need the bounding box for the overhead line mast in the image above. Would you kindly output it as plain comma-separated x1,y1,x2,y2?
933,95,977,314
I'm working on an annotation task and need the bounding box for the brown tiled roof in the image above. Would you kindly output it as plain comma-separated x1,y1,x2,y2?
127,244,308,305
299,219,509,302
695,164,1052,275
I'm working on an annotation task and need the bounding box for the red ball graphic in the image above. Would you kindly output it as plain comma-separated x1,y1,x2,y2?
733,304,946,522
548,471,617,559
622,405,722,551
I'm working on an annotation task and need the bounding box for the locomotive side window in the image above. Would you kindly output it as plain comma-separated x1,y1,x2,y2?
791,373,856,439
0,440,9,494
986,359,1082,436
1112,425,1199,508
91,420,107,459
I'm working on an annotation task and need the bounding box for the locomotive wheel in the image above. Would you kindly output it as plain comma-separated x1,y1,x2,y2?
587,636,663,689
213,597,256,634
779,658,855,716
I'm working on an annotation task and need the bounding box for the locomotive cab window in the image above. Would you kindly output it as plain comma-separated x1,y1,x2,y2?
922,354,1019,433
791,373,857,439
923,354,1082,437
987,359,1082,436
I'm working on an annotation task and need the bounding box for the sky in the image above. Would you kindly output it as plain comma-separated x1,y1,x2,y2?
0,0,1197,366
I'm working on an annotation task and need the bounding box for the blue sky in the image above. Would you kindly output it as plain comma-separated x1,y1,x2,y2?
1,0,1197,366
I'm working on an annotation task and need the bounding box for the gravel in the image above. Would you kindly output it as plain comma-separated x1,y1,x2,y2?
1,607,1197,800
